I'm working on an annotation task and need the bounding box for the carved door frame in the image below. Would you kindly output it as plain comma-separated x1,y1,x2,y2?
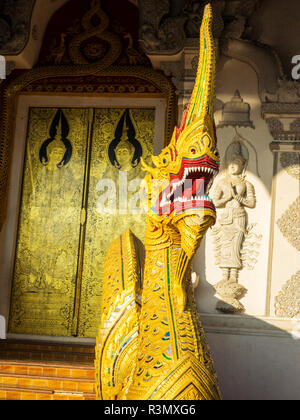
0,65,176,342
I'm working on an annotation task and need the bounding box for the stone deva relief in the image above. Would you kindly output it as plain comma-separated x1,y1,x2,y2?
277,196,300,253
211,138,261,314
0,0,36,55
275,271,300,319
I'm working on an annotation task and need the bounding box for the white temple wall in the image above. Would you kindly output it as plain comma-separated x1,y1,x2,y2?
207,331,300,401
1,0,299,400
190,56,300,400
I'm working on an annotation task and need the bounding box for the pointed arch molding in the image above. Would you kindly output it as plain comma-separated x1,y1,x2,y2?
0,64,176,230
221,38,283,102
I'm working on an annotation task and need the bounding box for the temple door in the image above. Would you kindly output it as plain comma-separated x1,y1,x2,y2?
8,106,155,338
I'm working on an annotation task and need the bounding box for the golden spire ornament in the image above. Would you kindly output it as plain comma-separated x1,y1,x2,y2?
95,3,221,400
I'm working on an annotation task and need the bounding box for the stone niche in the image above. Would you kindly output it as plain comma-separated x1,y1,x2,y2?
194,57,272,318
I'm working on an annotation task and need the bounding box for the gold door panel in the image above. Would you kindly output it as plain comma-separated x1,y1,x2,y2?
9,107,91,337
9,106,156,339
78,108,155,338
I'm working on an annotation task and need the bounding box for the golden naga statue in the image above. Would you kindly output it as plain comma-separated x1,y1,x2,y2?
95,4,221,401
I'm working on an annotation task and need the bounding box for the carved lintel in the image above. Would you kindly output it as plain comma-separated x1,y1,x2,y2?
261,81,300,136
270,142,300,153
262,102,300,148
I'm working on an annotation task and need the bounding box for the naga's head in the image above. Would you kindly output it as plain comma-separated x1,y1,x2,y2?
141,4,219,254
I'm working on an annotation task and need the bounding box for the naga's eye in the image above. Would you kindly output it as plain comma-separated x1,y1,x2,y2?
191,148,197,155
163,159,167,164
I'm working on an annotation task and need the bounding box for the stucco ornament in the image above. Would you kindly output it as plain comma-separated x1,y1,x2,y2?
280,152,300,180
277,196,300,252
139,0,186,54
95,5,221,401
218,90,255,129
0,0,36,55
139,0,224,55
275,271,300,319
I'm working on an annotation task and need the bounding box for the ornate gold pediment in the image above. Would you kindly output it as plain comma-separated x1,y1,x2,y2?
0,0,177,231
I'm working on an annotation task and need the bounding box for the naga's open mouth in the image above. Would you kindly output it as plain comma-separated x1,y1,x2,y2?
152,155,219,216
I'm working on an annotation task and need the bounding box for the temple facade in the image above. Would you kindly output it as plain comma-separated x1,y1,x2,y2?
0,0,299,400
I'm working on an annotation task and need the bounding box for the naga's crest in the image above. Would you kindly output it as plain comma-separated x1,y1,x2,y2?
142,5,219,224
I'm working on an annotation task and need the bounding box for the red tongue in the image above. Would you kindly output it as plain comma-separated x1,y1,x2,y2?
182,179,204,200
192,179,199,196
193,179,205,197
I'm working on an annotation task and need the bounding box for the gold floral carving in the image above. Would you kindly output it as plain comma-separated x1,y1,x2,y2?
68,0,122,67
275,271,300,318
8,107,156,338
9,108,91,336
46,0,148,67
277,196,300,252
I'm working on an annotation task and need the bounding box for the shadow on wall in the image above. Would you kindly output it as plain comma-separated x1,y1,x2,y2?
198,289,300,400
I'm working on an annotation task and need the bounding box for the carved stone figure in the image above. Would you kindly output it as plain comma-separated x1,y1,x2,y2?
212,140,256,313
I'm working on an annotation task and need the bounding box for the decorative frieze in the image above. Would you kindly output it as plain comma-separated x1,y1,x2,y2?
262,98,300,147
265,117,300,144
